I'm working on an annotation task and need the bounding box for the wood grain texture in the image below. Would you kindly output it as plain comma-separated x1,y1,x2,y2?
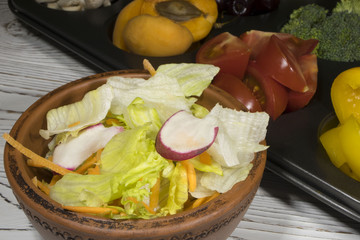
0,0,360,239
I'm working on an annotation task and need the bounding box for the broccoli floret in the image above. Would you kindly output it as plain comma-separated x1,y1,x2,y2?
280,3,360,62
333,0,360,16
317,12,360,62
280,4,328,40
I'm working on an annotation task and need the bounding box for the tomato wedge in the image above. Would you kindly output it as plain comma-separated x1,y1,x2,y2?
286,54,318,112
196,32,251,80
244,61,288,120
240,30,318,59
213,72,262,112
254,35,308,93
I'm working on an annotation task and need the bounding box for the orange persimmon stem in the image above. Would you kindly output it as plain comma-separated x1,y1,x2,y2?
3,133,75,175
181,160,196,192
62,205,120,215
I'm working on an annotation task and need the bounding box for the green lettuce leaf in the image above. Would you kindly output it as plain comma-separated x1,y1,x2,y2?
127,97,162,139
49,173,121,207
160,163,188,215
189,156,223,176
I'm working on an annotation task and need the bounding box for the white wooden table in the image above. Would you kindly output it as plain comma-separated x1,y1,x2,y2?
1,1,360,239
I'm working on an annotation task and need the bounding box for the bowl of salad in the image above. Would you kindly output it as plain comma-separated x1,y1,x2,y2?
3,63,269,240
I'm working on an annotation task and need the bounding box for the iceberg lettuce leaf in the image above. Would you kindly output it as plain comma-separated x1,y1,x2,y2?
107,73,192,123
40,84,114,139
156,63,220,97
206,104,269,167
200,163,253,194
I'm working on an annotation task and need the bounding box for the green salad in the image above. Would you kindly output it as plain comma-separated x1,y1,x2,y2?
6,63,269,219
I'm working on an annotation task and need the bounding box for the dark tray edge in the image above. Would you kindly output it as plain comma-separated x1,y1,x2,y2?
266,159,360,222
8,0,114,72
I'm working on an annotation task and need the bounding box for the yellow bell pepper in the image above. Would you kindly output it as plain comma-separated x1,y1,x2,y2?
320,116,360,181
331,67,360,124
320,67,360,181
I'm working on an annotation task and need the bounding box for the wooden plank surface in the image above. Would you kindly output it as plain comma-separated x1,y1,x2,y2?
1,1,360,239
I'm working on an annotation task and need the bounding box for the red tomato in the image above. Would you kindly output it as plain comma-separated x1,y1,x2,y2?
213,72,262,112
286,54,318,112
254,35,308,93
240,30,318,59
239,30,273,59
196,32,251,80
275,33,319,58
245,61,288,120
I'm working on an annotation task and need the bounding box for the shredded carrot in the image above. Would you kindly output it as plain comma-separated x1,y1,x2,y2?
204,192,220,204
32,176,50,195
191,197,207,209
190,192,220,209
87,164,100,175
181,160,196,192
127,197,156,214
75,148,103,174
3,133,75,175
199,151,212,165
67,121,80,128
142,202,156,214
149,177,160,210
75,155,96,174
49,174,62,186
127,197,139,203
27,158,74,175
62,205,120,215
143,59,156,76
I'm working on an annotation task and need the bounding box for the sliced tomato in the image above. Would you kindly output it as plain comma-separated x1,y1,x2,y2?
196,32,251,80
254,35,308,93
239,30,273,59
286,54,318,112
240,30,318,59
213,72,262,112
245,61,288,120
275,33,319,58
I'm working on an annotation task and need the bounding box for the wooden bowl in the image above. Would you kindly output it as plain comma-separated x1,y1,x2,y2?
3,70,266,240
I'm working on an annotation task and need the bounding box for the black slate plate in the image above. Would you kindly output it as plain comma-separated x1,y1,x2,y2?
8,0,360,221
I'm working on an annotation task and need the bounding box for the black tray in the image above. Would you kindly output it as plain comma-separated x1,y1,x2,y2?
8,0,360,222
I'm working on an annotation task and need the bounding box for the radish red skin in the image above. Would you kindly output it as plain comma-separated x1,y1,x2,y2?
155,110,219,161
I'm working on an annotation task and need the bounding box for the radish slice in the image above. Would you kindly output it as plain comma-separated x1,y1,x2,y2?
52,124,124,170
155,110,218,161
